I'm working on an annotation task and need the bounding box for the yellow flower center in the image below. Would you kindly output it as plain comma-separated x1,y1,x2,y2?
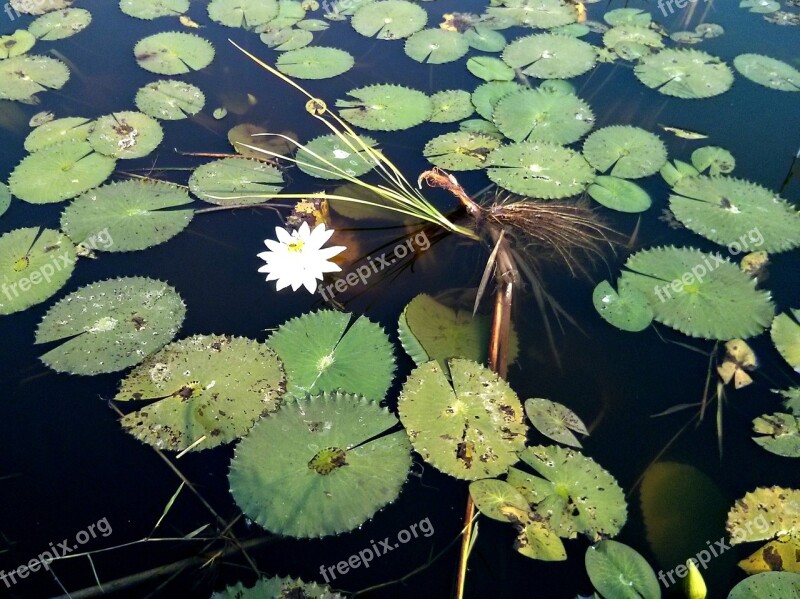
287,240,304,252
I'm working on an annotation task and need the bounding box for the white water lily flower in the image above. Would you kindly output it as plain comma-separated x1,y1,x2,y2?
257,222,346,293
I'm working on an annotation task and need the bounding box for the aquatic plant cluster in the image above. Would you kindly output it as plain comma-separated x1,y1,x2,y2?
0,0,799,597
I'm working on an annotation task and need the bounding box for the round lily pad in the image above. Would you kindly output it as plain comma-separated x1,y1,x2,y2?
619,246,775,340
489,0,576,29
603,25,663,51
398,358,527,480
423,131,502,171
88,111,163,159
669,176,800,254
229,392,411,538
28,8,91,40
120,0,189,20
502,33,596,79
634,49,734,99
466,56,515,81
592,279,654,332
585,540,660,599
486,142,595,199
734,54,800,92
771,309,800,373
268,28,313,52
275,46,354,79
208,0,279,28
0,30,35,58
471,80,523,120
0,228,76,315
60,180,194,252
430,90,474,123
268,310,396,401
525,397,588,448
213,576,343,599
134,32,215,75
404,29,469,64
9,141,116,204
587,176,652,213
492,88,594,144
464,26,506,52
0,54,69,101
691,146,735,176
296,133,377,179
728,573,800,599
582,125,668,178
35,277,186,375
337,84,432,131
135,80,205,120
117,334,286,452
23,116,93,152
351,0,427,39
188,157,284,205
604,8,651,26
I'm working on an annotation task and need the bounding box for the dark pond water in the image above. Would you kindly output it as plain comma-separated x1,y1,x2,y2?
0,0,798,598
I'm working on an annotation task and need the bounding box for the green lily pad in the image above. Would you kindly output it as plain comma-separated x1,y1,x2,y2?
734,54,800,92
619,246,775,340
117,334,286,452
460,118,503,138
351,0,427,39
134,32,214,75
634,49,734,99
28,8,91,40
466,56,515,81
752,413,800,457
430,90,474,123
508,445,627,541
0,30,35,58
23,116,93,152
88,111,163,159
691,146,735,176
0,54,70,101
60,180,194,252
603,25,663,52
297,19,329,31
585,540,661,599
728,573,800,599
135,80,205,120
516,519,567,561
188,157,284,205
604,8,651,27
582,126,667,179
296,133,377,179
486,142,595,199
9,141,116,204
587,176,652,213
660,159,701,187
10,0,72,15
669,176,800,253
229,392,411,538
268,310,396,401
777,388,800,414
398,358,527,480
267,28,313,51
492,88,594,144
696,23,724,38
592,279,654,332
740,0,781,13
212,576,344,598
464,26,506,52
0,183,10,218
471,80,523,120
276,46,354,79
502,33,597,79
262,0,307,30
0,228,76,315
524,397,588,448
726,486,800,544
120,0,189,19
487,0,576,29
404,29,469,64
423,131,502,171
35,277,185,375
208,0,279,29
469,479,530,522
771,310,800,373
337,84,432,131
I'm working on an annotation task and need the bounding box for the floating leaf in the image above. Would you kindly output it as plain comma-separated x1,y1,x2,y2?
207,0,278,28
582,126,667,179
228,123,298,159
337,84,432,131
9,141,116,204
423,131,502,171
135,80,205,120
691,146,735,176
466,56,515,81
727,487,800,544
619,246,775,340
460,118,503,138
502,33,596,79
603,25,663,51
738,535,800,575
23,116,92,152
728,573,800,598
524,397,587,448
0,183,10,218
134,32,214,75
229,392,411,537
296,133,377,179
28,8,91,40
669,176,800,254
0,30,35,58
88,111,163,159
264,0,307,30
430,90,474,123
60,180,194,252
752,413,800,457
469,479,530,522
486,142,595,199
734,54,800,92
585,540,661,599
0,228,76,315
592,280,654,332
492,88,594,144
0,54,69,101
634,49,734,99
268,310,396,401
740,0,781,13
297,19,329,31
588,177,651,213
351,0,427,39
604,8,651,27
404,29,469,64
120,0,189,20
267,28,313,51
188,157,283,205
398,358,527,480
471,80,523,120
488,0,577,29
515,518,567,561
10,0,72,15
117,334,285,452
276,46,354,79
35,277,185,375
212,576,344,598
771,310,800,373
464,26,506,52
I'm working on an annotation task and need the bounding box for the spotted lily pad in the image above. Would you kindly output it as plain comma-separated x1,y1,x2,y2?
134,32,215,75
120,0,189,19
398,358,527,480
0,54,70,101
212,576,344,598
492,88,594,144
771,310,800,373
188,157,284,205
0,228,76,315
117,334,286,452
752,413,800,457
726,487,800,544
276,46,354,79
60,180,194,252
135,80,205,120
634,49,734,99
587,177,652,213
423,132,502,171
582,126,667,179
88,111,163,159
351,0,427,39
585,540,661,599
430,90,474,123
728,573,800,598
734,54,800,92
35,277,185,375
28,8,91,40
404,29,469,64
691,146,735,176
337,84,432,131
23,117,93,152
502,33,597,79
208,0,279,28
524,398,588,448
296,133,377,179
592,280,654,332
0,30,35,58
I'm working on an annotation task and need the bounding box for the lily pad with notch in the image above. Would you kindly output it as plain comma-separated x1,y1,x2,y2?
502,33,597,79
582,126,667,179
585,540,661,599
276,46,354,79
0,30,35,58
88,111,163,159
120,0,189,20
351,0,427,39
492,88,594,145
207,0,279,29
188,157,284,205
423,132,502,171
524,397,588,448
691,146,735,176
28,8,91,40
592,280,654,332
734,54,800,92
134,32,215,75
752,413,800,457
430,90,474,123
23,117,93,152
296,133,378,179
466,56,515,81
404,29,469,64
471,80,523,120
337,84,432,131
0,54,70,101
587,176,652,213
135,80,205,120
634,49,734,99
